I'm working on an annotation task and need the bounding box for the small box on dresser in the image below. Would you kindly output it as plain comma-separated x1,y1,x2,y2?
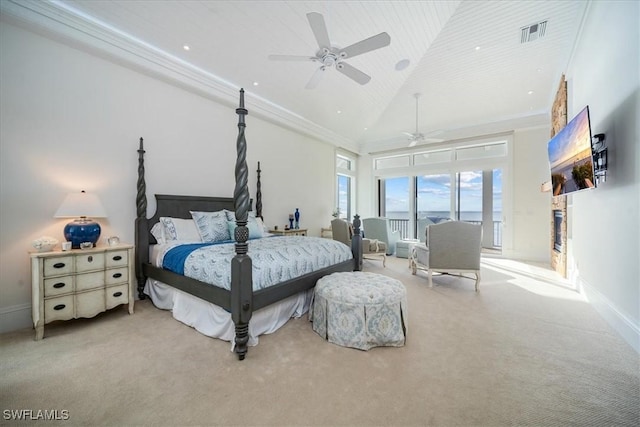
30,244,135,340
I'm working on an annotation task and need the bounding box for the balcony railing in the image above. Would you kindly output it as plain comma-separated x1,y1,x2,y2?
388,218,502,249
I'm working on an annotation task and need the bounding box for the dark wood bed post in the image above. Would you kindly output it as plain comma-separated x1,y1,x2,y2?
135,137,149,299
351,214,363,271
256,161,263,220
231,89,253,360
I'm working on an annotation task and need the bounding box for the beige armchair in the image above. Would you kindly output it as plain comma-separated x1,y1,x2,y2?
410,221,482,291
362,217,400,255
331,218,386,267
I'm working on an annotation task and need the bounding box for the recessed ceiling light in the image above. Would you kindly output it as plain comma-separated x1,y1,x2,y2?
528,90,534,95
253,81,259,86
337,110,342,114
364,127,368,131
183,44,190,51
395,59,410,71
475,46,481,51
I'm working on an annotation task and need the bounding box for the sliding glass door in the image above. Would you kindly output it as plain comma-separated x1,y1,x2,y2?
379,169,502,249
379,176,411,239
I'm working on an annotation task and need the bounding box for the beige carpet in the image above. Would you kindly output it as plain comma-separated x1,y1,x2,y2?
1,256,638,426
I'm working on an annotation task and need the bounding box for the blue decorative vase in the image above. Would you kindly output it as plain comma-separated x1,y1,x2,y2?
294,208,300,229
64,218,101,249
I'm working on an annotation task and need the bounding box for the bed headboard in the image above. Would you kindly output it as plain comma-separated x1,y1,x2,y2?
145,194,252,242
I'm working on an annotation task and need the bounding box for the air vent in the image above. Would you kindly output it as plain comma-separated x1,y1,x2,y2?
521,20,547,43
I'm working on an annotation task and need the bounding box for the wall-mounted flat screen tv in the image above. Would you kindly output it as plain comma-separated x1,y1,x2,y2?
547,105,595,196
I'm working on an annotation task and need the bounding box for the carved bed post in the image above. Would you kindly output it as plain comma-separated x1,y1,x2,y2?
256,161,263,219
351,214,363,271
135,137,149,299
231,89,253,360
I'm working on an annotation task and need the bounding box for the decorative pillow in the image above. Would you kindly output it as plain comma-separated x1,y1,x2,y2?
150,222,165,244
159,217,202,243
226,211,271,239
191,211,232,242
225,210,257,222
227,220,263,240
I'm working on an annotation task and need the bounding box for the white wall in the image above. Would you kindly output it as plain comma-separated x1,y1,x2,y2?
0,21,336,332
509,127,552,262
564,0,639,351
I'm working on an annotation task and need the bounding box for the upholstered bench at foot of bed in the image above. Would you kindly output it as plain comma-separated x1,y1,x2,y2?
309,272,407,350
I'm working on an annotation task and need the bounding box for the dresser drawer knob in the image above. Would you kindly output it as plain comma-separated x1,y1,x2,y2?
87,255,93,262
113,255,122,261
113,291,123,297
53,262,66,269
112,273,122,279
53,304,66,311
53,282,66,289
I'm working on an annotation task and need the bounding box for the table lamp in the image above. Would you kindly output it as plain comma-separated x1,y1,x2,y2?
54,190,108,248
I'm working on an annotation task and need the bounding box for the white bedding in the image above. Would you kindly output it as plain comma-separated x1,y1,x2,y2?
144,278,313,349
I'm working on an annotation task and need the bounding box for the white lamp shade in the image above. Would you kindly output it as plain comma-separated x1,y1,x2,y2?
54,191,108,218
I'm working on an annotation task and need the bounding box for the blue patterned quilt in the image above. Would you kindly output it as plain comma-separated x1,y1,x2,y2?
161,236,353,291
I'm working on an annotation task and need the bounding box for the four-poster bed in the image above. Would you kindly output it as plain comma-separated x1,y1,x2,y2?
135,89,363,360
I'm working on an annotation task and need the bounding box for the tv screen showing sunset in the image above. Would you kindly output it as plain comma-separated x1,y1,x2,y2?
548,106,595,195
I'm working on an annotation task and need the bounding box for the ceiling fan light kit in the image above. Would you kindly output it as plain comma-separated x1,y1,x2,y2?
268,12,391,89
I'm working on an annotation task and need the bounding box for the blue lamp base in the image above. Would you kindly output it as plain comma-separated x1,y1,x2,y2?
64,219,101,249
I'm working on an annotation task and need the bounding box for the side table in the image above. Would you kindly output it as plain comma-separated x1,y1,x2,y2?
269,228,307,236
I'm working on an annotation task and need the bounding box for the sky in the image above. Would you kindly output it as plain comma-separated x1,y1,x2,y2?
385,169,502,213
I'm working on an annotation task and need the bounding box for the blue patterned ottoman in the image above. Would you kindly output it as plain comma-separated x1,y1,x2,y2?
310,272,408,350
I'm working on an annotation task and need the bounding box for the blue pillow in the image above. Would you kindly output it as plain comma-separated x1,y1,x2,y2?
227,220,263,240
191,211,231,242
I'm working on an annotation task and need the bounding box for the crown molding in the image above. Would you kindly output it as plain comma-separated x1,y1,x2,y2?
1,0,356,151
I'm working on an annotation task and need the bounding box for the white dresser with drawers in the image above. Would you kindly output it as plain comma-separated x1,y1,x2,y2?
30,244,135,340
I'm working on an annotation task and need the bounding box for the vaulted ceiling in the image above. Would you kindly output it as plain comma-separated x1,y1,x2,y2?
1,0,589,154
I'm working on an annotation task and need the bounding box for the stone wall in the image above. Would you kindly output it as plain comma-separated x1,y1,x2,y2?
550,75,567,277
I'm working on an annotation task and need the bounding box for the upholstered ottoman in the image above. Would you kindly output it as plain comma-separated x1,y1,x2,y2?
396,239,420,259
310,272,407,350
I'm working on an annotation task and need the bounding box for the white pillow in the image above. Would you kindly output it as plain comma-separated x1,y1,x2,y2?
191,211,232,243
159,217,202,243
150,222,165,244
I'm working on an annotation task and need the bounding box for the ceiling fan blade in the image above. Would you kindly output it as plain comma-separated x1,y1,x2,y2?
339,32,391,59
307,12,331,50
336,62,371,85
268,54,317,62
305,66,326,90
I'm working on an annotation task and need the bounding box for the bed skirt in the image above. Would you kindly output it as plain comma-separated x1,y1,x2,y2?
144,279,313,349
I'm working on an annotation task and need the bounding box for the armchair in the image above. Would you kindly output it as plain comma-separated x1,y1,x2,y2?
416,218,435,243
362,217,400,255
331,218,386,267
410,221,482,291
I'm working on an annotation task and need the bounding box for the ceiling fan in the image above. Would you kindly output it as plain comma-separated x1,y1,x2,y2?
404,93,444,147
268,12,391,89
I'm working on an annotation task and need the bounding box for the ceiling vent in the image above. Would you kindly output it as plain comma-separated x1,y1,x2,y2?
521,20,547,43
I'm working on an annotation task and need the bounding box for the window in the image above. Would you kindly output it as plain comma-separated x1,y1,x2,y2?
373,138,509,249
336,152,356,220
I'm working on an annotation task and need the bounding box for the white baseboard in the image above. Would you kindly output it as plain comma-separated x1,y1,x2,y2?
579,278,640,353
0,303,32,335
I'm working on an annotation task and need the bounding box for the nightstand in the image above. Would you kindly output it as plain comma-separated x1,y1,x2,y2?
269,228,308,236
30,244,135,340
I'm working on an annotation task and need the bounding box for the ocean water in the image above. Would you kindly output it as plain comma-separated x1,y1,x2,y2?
386,211,502,222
